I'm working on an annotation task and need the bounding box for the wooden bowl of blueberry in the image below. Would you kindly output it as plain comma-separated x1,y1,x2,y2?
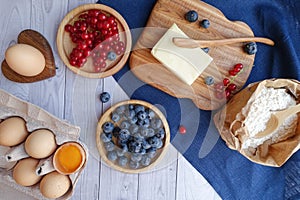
96,100,170,173
56,4,132,78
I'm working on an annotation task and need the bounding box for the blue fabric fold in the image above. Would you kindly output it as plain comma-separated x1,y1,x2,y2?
97,0,300,199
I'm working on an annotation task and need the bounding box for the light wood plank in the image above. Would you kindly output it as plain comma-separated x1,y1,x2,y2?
176,154,222,200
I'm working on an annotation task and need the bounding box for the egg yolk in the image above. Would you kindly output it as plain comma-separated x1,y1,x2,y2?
56,145,82,173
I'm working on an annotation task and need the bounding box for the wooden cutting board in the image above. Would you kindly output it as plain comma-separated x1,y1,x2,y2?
129,0,255,110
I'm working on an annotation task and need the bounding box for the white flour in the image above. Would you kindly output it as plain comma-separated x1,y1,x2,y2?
241,87,297,149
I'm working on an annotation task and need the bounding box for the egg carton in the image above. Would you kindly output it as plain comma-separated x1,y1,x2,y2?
0,89,88,200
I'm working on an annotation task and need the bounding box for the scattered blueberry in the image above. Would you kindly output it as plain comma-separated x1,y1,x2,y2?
102,122,114,133
107,151,117,161
118,156,128,166
200,19,210,28
201,47,210,53
244,42,257,55
100,92,110,103
185,10,198,22
107,51,117,61
205,76,215,85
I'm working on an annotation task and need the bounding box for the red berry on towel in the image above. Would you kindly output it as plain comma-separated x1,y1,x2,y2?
179,125,186,134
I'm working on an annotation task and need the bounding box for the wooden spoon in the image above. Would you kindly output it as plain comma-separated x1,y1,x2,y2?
254,104,300,138
172,37,275,48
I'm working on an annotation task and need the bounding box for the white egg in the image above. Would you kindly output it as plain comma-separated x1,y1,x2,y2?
5,43,45,76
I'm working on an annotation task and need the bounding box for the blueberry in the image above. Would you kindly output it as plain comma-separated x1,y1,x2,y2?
147,147,157,158
146,109,155,119
201,47,210,53
107,151,117,161
130,153,142,162
137,118,150,128
112,127,121,137
119,129,131,141
139,148,146,155
134,105,145,113
143,128,155,137
150,118,162,129
100,92,110,103
100,132,112,142
128,141,142,153
120,121,130,129
129,124,139,134
111,112,121,122
148,136,163,148
107,51,117,61
129,160,140,169
200,19,210,28
102,122,114,133
156,128,165,140
116,147,125,157
185,10,198,22
118,156,128,166
137,111,147,120
142,140,152,149
104,141,115,152
134,136,144,144
125,109,135,119
116,105,126,114
129,116,138,124
141,156,151,166
128,104,134,110
121,143,129,153
244,42,257,55
204,76,215,85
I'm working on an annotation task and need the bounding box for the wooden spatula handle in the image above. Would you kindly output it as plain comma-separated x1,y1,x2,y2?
173,37,275,48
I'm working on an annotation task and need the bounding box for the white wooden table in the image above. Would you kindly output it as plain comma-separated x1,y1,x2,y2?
0,1,221,199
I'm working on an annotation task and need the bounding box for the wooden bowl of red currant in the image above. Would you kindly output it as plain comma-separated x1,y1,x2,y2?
96,100,170,173
56,4,132,78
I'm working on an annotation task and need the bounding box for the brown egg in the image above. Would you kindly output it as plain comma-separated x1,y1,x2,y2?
12,157,42,186
0,117,28,146
40,171,71,199
25,129,57,159
5,44,45,77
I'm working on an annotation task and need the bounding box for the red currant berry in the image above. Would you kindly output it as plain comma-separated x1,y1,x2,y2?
97,13,107,21
225,89,231,98
223,78,230,86
229,69,237,76
179,125,186,134
64,24,73,32
234,63,243,71
227,83,237,91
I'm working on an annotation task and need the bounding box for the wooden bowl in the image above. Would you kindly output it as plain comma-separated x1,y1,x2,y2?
96,100,170,173
56,4,132,78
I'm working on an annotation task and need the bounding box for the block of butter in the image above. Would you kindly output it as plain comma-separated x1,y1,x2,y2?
151,23,213,85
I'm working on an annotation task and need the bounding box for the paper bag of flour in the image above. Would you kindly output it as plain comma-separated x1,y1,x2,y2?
214,79,300,167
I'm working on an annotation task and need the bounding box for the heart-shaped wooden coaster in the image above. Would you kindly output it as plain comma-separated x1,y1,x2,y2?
1,29,56,83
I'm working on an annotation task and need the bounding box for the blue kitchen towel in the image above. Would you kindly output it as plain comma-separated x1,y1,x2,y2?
97,0,300,199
